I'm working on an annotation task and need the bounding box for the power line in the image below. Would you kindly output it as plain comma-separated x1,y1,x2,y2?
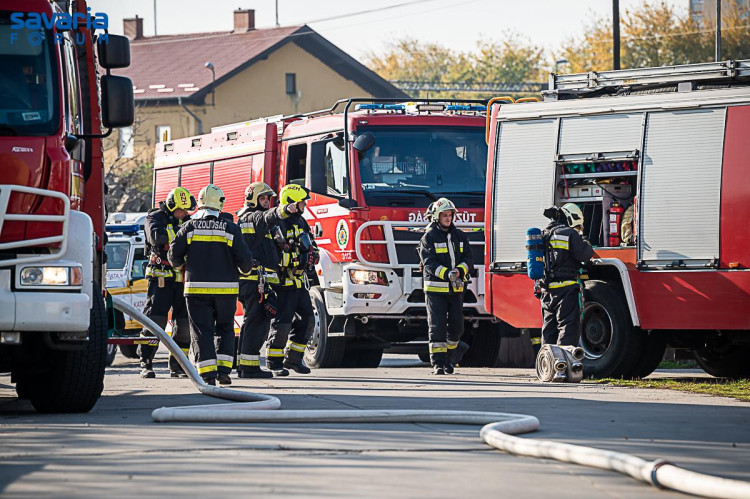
299,0,446,25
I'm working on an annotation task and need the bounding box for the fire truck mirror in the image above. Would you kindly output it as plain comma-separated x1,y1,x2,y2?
338,198,358,209
98,35,131,69
353,132,375,153
309,141,328,196
101,75,135,128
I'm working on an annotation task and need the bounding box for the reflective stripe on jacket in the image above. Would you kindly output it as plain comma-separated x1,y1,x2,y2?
144,206,188,282
417,222,473,294
237,204,289,281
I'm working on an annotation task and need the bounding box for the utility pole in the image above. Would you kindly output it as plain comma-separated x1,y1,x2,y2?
153,0,157,35
715,0,722,61
275,0,280,27
613,0,620,70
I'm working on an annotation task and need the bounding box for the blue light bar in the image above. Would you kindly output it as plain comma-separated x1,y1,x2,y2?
106,223,141,234
446,105,486,111
355,103,405,111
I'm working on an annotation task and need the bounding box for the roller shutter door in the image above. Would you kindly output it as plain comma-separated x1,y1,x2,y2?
153,167,179,208
558,113,642,155
212,157,253,215
639,108,726,266
179,163,211,204
491,119,557,265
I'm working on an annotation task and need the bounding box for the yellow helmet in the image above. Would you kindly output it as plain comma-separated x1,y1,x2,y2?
165,187,196,212
244,182,276,208
197,184,225,211
430,197,457,222
279,184,310,205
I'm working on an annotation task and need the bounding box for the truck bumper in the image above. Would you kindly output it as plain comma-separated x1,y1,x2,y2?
0,269,90,332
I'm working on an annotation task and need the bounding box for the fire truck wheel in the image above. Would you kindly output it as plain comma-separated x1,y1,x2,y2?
693,338,750,379
418,352,431,363
461,322,501,367
105,344,117,367
304,286,346,368
341,345,384,368
119,344,140,359
580,280,642,379
28,285,108,413
626,332,667,379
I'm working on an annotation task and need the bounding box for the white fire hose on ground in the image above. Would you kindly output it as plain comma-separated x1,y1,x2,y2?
112,297,750,499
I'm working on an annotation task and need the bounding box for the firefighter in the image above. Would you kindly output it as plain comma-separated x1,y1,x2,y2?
235,182,299,379
168,184,253,386
417,197,472,375
139,186,195,379
265,184,318,376
538,203,594,348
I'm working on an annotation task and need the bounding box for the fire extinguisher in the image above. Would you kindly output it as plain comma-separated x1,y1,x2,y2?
608,202,625,247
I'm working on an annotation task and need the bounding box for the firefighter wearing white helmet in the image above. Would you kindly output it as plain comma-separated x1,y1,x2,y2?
168,184,254,385
264,183,318,376
234,182,299,379
538,203,593,349
138,186,195,379
417,197,473,375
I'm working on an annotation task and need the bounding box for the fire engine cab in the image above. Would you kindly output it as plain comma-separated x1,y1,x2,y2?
485,60,750,379
154,99,508,368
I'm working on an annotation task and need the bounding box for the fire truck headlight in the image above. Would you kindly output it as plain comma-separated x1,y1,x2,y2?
349,269,388,286
20,266,82,287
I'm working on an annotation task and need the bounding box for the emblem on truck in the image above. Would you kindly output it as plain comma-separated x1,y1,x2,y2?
336,219,349,249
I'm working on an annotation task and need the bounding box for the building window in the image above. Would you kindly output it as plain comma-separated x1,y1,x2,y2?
156,125,171,143
119,126,134,159
285,73,296,95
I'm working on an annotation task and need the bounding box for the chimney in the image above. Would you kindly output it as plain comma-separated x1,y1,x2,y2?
233,9,255,32
124,16,144,40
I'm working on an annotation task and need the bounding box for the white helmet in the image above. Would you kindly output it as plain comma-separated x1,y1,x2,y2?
197,184,225,211
430,197,457,223
561,202,584,229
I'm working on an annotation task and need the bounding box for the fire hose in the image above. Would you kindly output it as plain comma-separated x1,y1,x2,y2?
112,297,750,499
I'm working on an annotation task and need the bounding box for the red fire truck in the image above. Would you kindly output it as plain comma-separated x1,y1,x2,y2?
154,98,509,368
0,0,134,411
485,60,750,379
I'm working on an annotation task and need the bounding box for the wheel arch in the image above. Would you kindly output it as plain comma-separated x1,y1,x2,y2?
588,258,640,327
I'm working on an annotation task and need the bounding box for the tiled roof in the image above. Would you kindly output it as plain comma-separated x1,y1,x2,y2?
122,26,303,100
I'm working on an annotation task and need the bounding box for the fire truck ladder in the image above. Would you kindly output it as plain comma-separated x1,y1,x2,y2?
547,59,750,98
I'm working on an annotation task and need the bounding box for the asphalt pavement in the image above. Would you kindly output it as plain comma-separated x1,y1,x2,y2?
1,351,748,498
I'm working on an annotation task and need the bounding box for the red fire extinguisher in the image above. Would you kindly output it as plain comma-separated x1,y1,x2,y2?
608,202,625,247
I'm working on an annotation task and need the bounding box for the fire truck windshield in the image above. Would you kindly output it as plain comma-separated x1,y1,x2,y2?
0,13,60,136
357,126,487,207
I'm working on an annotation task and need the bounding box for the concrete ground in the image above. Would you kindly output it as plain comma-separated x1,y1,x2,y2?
1,351,748,498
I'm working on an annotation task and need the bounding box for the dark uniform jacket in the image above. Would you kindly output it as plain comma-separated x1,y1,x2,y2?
541,221,594,287
236,204,291,272
270,213,318,288
418,222,473,294
168,211,254,296
144,204,188,281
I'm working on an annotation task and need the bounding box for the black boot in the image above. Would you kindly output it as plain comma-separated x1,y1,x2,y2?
450,341,470,366
202,376,216,386
238,367,274,379
217,373,232,385
140,361,155,379
283,359,311,374
444,362,454,374
432,365,446,375
267,358,289,377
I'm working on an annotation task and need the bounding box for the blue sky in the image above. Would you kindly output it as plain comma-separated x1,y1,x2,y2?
91,0,686,62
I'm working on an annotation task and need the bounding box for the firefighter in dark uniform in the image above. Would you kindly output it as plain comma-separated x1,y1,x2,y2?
139,187,195,379
265,184,318,376
418,198,472,375
235,182,299,379
168,184,253,386
538,203,594,347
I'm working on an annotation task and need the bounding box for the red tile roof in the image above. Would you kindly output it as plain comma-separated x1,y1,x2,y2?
122,26,303,101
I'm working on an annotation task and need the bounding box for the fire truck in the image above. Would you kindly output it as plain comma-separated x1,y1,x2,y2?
153,98,508,368
0,0,134,411
485,60,750,379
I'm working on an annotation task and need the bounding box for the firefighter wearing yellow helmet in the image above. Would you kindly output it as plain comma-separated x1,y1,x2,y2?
168,184,254,385
138,186,196,379
234,182,300,379
417,197,473,375
537,203,593,349
264,183,318,376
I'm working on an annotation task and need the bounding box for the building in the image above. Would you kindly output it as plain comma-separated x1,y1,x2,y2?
690,0,749,24
104,9,407,210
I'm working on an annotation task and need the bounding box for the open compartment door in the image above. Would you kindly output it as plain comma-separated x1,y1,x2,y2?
638,108,726,268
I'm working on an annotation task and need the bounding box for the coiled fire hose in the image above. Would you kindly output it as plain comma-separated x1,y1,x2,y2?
112,297,750,499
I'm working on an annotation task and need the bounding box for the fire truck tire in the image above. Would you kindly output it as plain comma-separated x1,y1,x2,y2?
626,332,667,379
341,346,384,368
119,344,140,359
105,344,117,367
304,286,346,368
461,322,501,367
28,285,108,413
580,280,642,379
418,352,431,363
693,341,750,379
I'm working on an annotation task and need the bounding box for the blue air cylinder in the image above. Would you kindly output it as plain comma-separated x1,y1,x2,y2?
526,227,545,280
